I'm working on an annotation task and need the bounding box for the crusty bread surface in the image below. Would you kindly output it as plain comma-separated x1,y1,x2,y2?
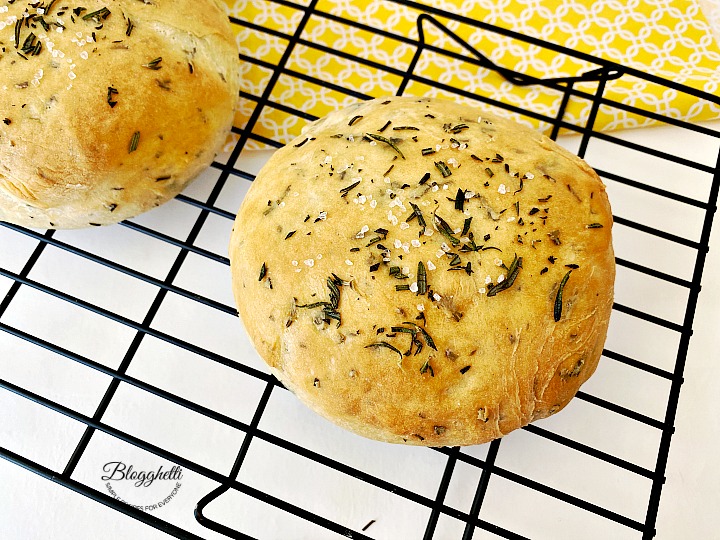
0,0,239,228
230,97,615,446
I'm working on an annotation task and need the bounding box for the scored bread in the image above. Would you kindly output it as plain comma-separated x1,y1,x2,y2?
0,0,239,228
230,97,615,446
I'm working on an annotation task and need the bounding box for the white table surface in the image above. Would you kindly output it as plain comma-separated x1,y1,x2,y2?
1,122,719,540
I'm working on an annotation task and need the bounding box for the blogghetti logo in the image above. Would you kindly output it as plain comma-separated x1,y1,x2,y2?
101,460,183,512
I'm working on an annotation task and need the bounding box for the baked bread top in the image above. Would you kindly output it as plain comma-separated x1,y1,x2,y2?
0,0,239,228
230,97,615,446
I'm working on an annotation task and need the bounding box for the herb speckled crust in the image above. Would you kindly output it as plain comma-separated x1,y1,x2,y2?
230,97,615,447
0,0,239,228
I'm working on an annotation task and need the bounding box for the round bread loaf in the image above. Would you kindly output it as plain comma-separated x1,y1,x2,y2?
0,0,239,228
230,97,615,447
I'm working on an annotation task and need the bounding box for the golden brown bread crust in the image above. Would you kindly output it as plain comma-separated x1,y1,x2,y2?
0,0,239,228
230,97,615,446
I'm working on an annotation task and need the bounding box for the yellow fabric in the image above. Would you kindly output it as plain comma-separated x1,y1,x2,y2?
225,0,720,148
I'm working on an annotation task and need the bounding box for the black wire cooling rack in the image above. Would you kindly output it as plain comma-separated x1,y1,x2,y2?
2,1,720,539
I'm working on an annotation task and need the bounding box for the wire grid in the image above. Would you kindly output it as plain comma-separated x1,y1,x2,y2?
1,0,720,538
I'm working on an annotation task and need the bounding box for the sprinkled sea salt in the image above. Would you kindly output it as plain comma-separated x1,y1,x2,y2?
304,259,314,267
498,184,507,194
427,260,436,271
409,282,419,293
345,259,353,266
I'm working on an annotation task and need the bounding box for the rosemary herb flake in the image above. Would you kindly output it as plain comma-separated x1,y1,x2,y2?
365,133,405,159
128,131,140,153
435,161,452,178
554,270,572,322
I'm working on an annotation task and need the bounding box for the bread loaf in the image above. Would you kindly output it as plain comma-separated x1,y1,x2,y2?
230,97,615,446
0,0,239,228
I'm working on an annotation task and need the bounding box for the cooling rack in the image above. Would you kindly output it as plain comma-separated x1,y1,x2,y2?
2,1,720,539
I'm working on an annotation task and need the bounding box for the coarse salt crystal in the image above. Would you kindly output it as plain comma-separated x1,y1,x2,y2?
485,275,492,284
479,288,486,294
355,225,369,238
370,200,377,208
433,293,442,301
525,173,535,179
304,259,314,267
80,51,88,60
358,195,367,204
410,282,419,293
345,259,353,266
394,239,403,249
436,250,445,259
498,184,507,194
427,260,436,271
417,304,425,311
441,242,451,252
291,260,298,266
424,229,433,237
494,258,503,266
400,222,410,230
497,274,505,283
506,216,515,222
324,155,332,164
411,239,421,247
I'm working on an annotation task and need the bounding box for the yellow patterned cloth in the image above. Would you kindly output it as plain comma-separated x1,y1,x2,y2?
225,0,720,148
